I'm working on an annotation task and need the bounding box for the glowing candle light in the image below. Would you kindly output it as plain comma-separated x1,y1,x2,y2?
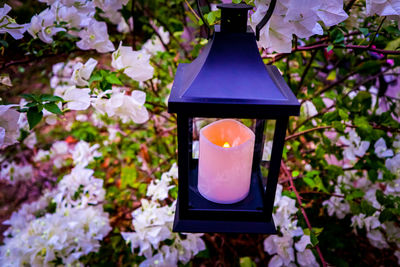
198,119,255,204
223,142,230,148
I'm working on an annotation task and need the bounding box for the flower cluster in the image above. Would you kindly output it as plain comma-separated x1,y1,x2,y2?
251,0,348,52
0,164,110,266
122,164,206,266
323,135,400,261
263,184,319,266
29,0,115,52
0,4,29,40
0,160,33,183
50,52,151,124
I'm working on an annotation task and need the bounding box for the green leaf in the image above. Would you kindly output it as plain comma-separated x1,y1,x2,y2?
21,94,38,102
338,109,349,120
354,116,373,135
310,232,319,246
0,40,8,48
379,208,395,222
121,165,137,189
359,28,369,37
360,200,376,216
105,73,123,85
304,177,316,188
327,44,334,52
27,107,43,129
41,95,63,102
345,189,365,201
332,121,345,132
89,72,103,84
327,70,336,81
44,103,63,115
385,37,400,51
240,257,256,267
331,28,344,44
292,170,300,177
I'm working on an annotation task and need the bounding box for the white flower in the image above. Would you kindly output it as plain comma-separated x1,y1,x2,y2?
141,26,170,55
112,42,154,82
0,74,12,86
23,132,37,149
364,187,381,209
273,196,298,227
251,6,294,53
385,153,400,177
101,89,149,124
71,58,98,86
122,165,204,265
366,0,400,16
77,20,115,53
384,178,400,195
367,229,389,249
317,0,349,27
264,233,295,266
0,161,33,183
374,137,394,158
251,0,347,52
28,8,65,43
284,0,323,38
50,140,69,168
55,165,105,207
295,235,311,252
268,254,284,267
147,174,175,201
297,249,319,267
351,213,381,231
262,141,273,161
322,186,350,219
301,100,318,118
63,86,91,110
0,205,111,266
339,129,370,161
0,161,110,267
34,149,50,162
0,105,20,149
117,17,133,33
0,4,29,40
395,251,400,265
71,140,101,167
94,0,129,24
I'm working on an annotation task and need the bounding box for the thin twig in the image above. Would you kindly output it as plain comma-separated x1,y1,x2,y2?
286,126,331,141
184,0,201,21
297,50,317,92
368,16,386,48
281,161,328,267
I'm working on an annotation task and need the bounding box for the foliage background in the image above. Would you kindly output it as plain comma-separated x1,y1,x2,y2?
1,0,400,266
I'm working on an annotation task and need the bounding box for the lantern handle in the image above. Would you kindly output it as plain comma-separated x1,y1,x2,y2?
255,0,277,41
196,0,212,39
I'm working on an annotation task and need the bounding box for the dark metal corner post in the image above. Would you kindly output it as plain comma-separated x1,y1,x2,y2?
168,2,299,234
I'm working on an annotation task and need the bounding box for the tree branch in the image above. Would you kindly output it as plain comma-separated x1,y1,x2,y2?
281,161,328,267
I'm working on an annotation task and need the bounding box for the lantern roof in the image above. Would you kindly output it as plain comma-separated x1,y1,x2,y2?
168,24,300,118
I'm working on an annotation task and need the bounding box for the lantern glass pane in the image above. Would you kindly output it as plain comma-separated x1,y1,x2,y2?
260,120,276,188
192,118,256,159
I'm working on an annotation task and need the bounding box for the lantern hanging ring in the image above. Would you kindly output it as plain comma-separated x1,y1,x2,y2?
195,0,277,40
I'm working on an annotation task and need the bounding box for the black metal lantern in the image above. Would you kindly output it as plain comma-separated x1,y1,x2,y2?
168,2,299,234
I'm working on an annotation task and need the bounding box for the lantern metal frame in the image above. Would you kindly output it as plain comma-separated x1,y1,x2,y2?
168,2,299,234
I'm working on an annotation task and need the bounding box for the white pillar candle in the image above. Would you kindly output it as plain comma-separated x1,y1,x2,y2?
198,119,255,204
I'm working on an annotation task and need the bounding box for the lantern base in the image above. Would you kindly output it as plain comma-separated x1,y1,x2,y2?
173,198,277,234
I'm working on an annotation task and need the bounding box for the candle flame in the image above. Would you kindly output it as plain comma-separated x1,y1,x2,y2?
223,142,231,148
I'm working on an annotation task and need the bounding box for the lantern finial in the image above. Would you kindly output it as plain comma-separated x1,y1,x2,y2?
217,3,252,33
